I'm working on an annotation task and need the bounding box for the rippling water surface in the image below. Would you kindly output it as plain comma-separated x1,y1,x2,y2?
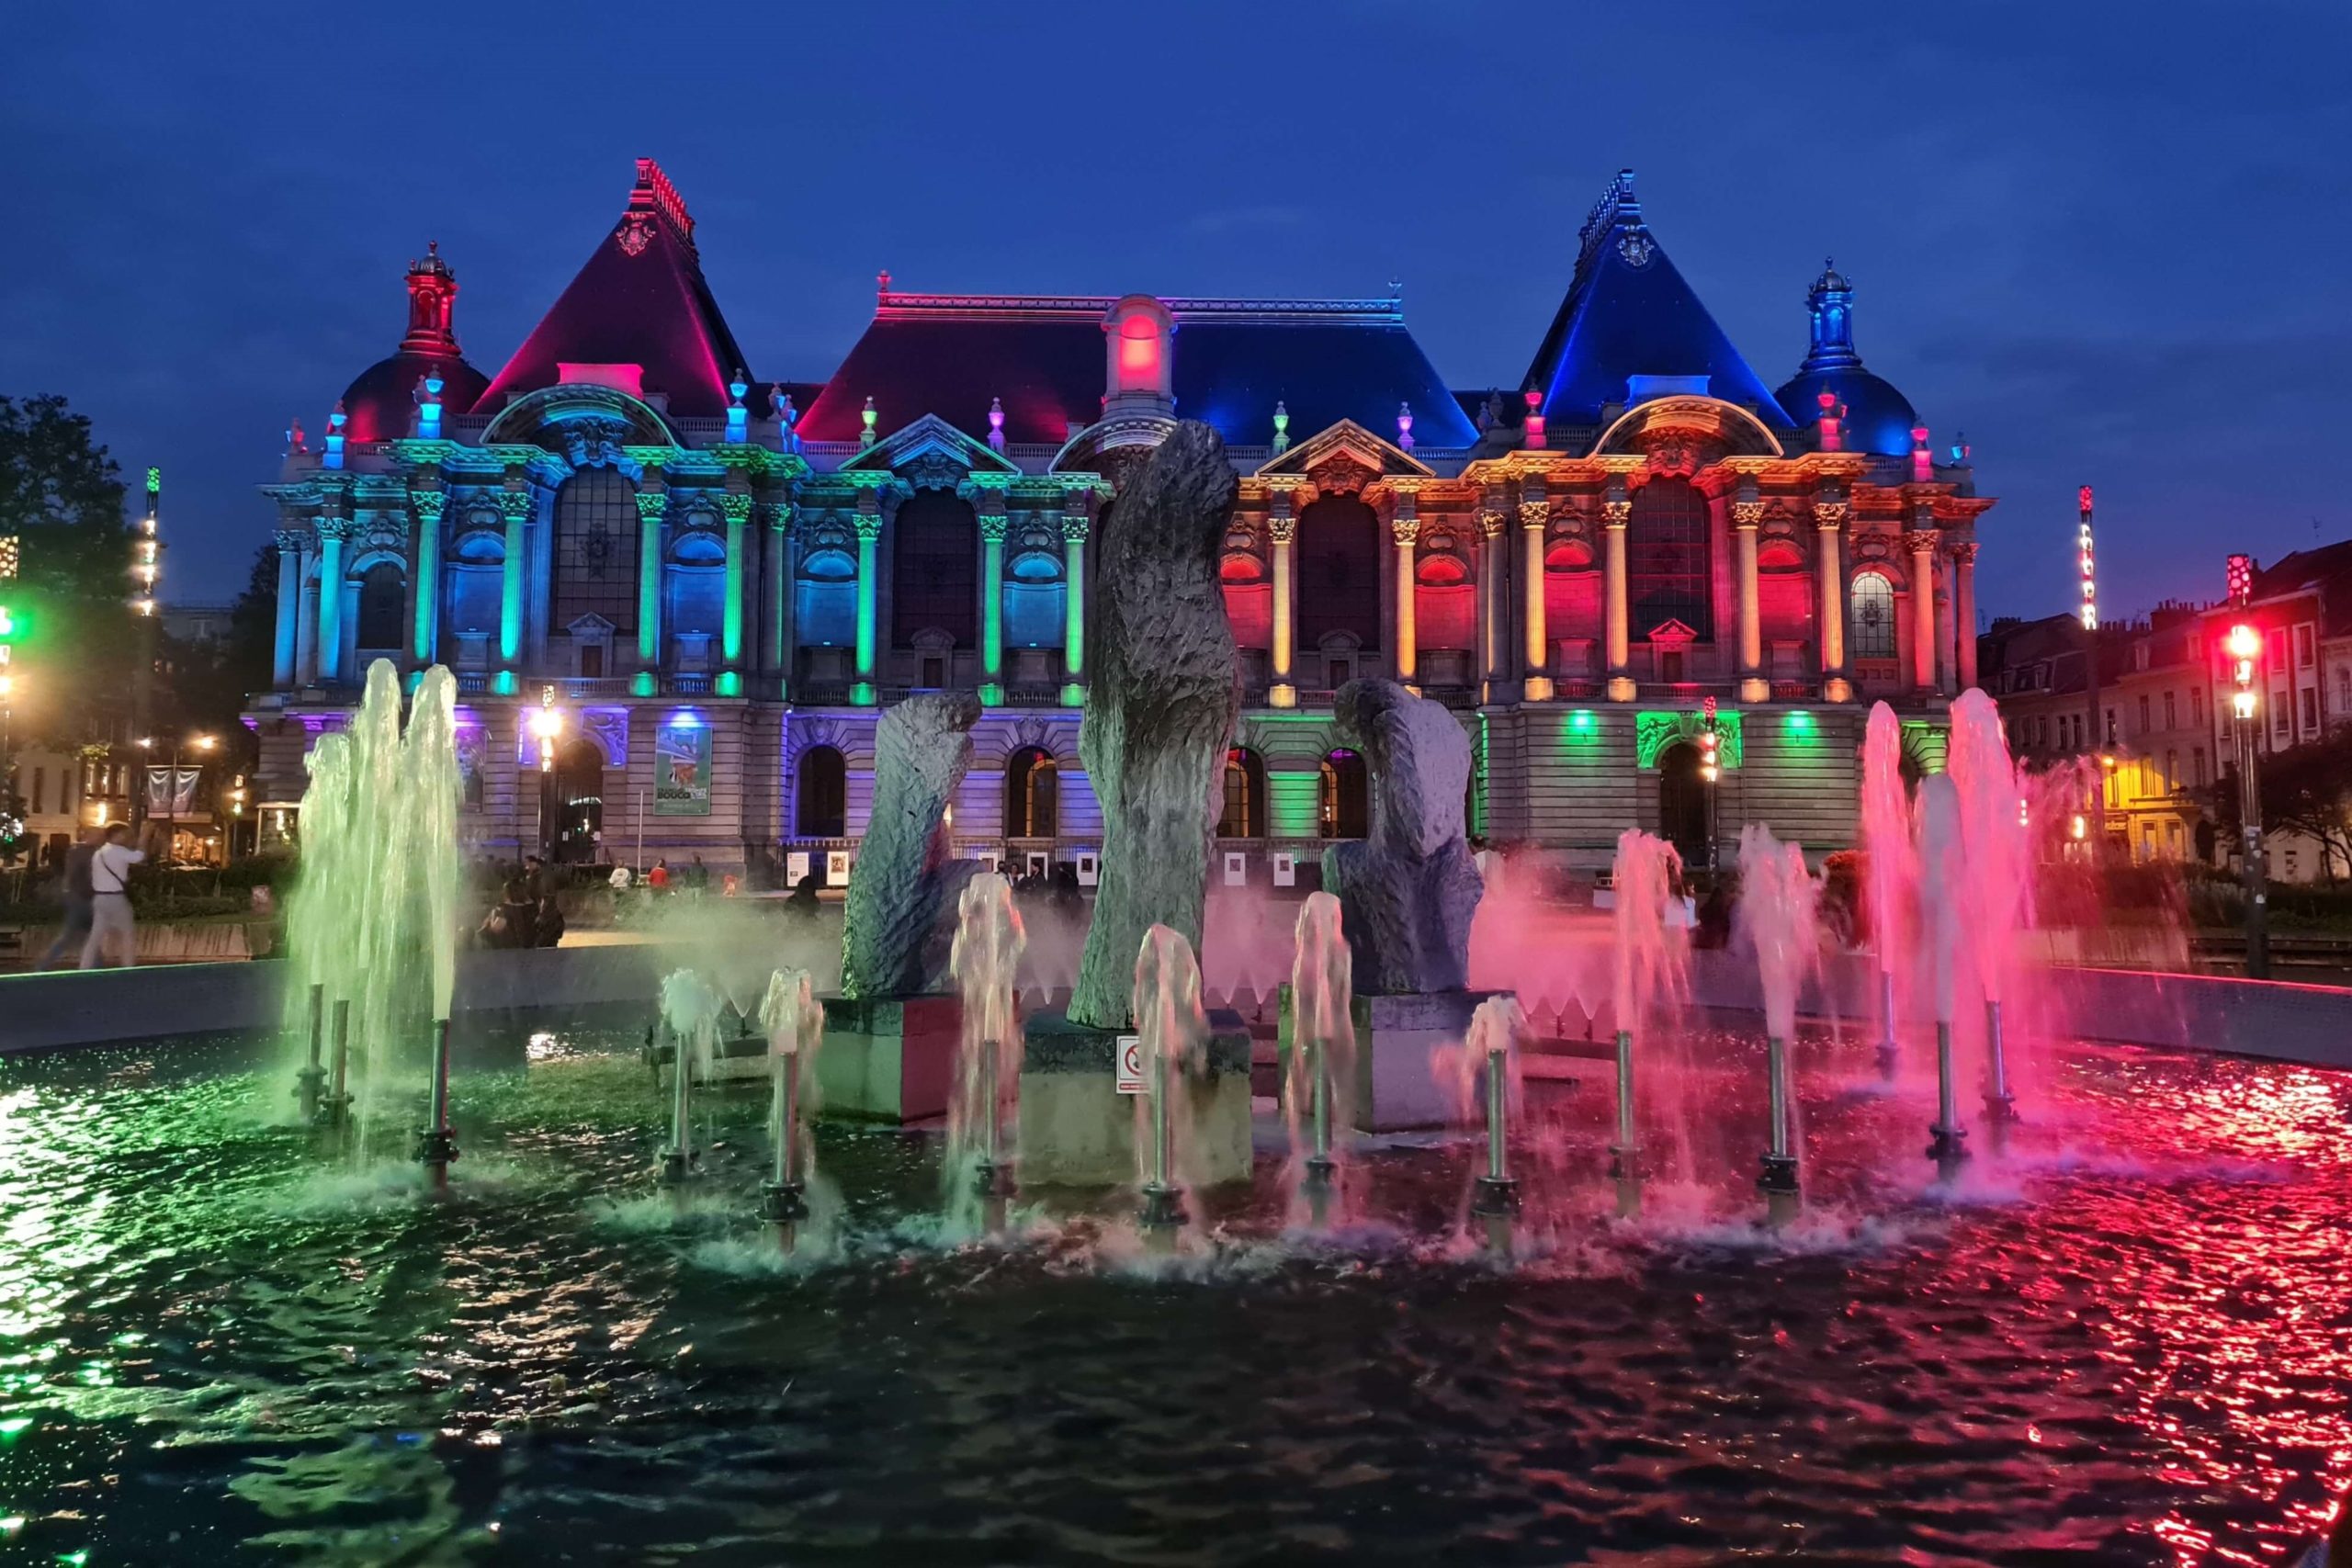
0,1024,2345,1565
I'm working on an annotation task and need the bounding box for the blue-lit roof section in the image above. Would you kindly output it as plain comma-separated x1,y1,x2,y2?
1521,171,1791,431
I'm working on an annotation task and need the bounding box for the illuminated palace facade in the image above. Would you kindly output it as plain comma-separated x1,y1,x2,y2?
249,161,1993,874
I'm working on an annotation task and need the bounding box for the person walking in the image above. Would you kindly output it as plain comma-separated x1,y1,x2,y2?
80,823,146,970
40,829,97,968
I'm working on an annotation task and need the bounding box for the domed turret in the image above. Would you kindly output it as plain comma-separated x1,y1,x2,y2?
1772,258,1919,458
336,243,490,442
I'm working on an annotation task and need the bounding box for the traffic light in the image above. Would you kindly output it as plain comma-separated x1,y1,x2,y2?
2227,623,2260,720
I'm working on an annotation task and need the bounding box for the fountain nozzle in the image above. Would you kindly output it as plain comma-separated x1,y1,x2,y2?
413,1018,459,1174
294,982,327,1123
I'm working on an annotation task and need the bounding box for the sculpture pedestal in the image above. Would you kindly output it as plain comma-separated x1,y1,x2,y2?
1280,987,1503,1132
817,995,962,1122
1017,1009,1252,1188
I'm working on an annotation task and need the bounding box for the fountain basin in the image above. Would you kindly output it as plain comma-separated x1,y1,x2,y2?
1279,987,1509,1132
1017,1009,1252,1187
817,995,962,1122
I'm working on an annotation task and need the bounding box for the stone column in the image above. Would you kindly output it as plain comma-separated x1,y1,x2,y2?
1521,491,1553,702
1905,528,1939,694
498,487,531,680
769,502,796,694
295,550,318,685
1733,494,1767,702
1814,495,1849,702
1478,507,1508,694
1603,491,1634,701
272,528,302,688
853,504,882,698
978,497,1008,702
633,482,667,670
719,491,752,675
1391,487,1419,684
315,515,350,683
409,491,444,664
1061,507,1090,702
1267,489,1295,705
1952,541,1979,691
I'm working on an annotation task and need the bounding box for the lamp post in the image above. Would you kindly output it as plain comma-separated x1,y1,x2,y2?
2226,620,2268,978
2078,486,2104,845
529,686,565,863
1697,695,1723,874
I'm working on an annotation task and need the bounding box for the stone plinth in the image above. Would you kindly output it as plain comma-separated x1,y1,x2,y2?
1017,1008,1252,1187
816,995,963,1122
1279,987,1502,1132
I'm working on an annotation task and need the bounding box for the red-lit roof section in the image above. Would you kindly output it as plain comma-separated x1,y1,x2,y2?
478,159,752,421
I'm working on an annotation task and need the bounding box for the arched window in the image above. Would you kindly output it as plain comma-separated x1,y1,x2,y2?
668,529,727,640
795,745,846,838
448,531,504,636
1319,749,1368,840
355,561,404,649
892,491,977,647
1849,571,1897,660
1005,747,1058,837
1628,476,1711,640
1217,747,1266,839
1295,495,1382,650
551,469,639,634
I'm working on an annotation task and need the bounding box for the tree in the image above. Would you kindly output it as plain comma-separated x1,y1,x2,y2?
2207,726,2352,882
0,395,135,747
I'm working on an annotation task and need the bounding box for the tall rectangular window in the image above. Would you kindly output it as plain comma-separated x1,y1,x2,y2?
32,766,44,814
2193,747,2206,787
550,469,640,635
2296,625,2315,667
2301,687,2319,731
2139,695,2151,733
2164,690,2177,729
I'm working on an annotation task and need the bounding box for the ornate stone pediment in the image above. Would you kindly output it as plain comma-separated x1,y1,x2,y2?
1591,394,1785,461
1252,418,1434,485
1646,617,1701,646
838,412,1020,489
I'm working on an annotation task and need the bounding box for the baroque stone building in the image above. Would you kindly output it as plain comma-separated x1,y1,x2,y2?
249,161,1993,877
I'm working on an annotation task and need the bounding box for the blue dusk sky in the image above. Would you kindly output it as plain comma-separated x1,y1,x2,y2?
4,2,2346,620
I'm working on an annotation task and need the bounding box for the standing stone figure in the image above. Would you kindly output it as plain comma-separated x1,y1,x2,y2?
1320,677,1484,994
1067,422,1240,1029
842,693,982,998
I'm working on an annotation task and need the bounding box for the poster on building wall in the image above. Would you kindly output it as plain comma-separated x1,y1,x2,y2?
1223,851,1247,886
786,851,810,886
654,724,712,816
1075,852,1098,887
825,849,851,887
1272,852,1295,887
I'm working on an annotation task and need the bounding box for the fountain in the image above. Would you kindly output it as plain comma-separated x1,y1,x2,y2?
1463,994,1525,1219
1608,829,1683,1215
1947,689,2024,1126
658,969,722,1184
294,982,327,1122
946,873,1025,1228
1131,923,1209,1235
1736,823,1818,1225
1019,422,1251,1189
757,966,827,1242
282,660,463,1158
828,692,981,1122
1283,891,1355,1225
1303,676,1488,1133
1860,702,1915,1077
1917,773,1970,1179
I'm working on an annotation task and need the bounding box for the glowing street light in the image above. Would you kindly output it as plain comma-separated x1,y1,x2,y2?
531,685,568,861
2226,615,2268,977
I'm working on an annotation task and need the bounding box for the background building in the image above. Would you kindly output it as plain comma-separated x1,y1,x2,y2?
249,163,1994,878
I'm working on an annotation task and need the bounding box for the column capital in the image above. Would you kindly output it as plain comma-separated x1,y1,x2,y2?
1477,508,1510,540
854,513,884,543
767,501,796,534
314,514,355,543
1391,515,1421,547
717,492,754,525
1949,540,1981,564
1521,499,1554,530
1264,513,1294,546
978,512,1009,543
274,527,306,552
497,488,533,523
633,490,668,524
1731,500,1766,529
409,490,447,525
1059,512,1091,544
1600,499,1631,528
1813,500,1849,530
1903,528,1939,556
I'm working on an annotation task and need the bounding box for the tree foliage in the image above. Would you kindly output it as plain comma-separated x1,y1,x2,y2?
0,394,135,745
2206,725,2352,881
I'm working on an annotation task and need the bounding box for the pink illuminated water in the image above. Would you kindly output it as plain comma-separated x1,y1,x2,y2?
946,873,1025,1215
1131,922,1212,1225
1948,689,2030,1010
1282,892,1357,1223
1860,701,1916,1014
1735,824,1819,1043
1917,774,1966,1029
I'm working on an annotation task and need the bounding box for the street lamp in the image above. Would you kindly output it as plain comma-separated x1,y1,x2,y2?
529,685,566,862
1697,695,1722,872
2226,620,2268,978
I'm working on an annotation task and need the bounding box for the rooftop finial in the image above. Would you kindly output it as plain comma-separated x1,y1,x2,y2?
1271,400,1290,456
987,396,1005,452
1800,255,1861,373
400,241,461,357
860,396,878,447
1396,401,1414,452
628,157,695,247
877,269,892,299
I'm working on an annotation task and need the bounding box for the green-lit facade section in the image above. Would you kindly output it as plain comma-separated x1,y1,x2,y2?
1267,771,1322,839
1634,709,1745,770
411,502,440,660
